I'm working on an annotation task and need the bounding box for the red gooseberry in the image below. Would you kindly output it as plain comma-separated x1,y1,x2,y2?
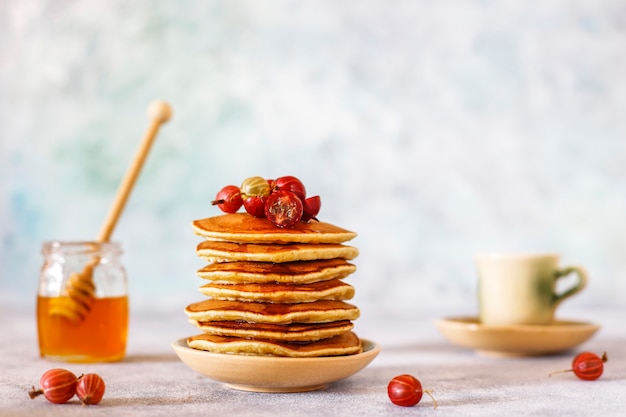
76,373,106,405
549,351,608,381
272,176,306,201
264,190,303,228
29,368,79,404
211,185,243,213
243,196,267,218
387,374,437,408
301,195,321,222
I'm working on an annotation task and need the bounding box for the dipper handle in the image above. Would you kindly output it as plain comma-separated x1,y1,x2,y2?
98,100,172,242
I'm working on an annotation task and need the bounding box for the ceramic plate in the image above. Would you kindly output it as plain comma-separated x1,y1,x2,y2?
435,317,600,357
171,337,380,392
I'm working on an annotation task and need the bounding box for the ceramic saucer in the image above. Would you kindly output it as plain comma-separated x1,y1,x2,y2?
435,317,600,357
171,337,380,392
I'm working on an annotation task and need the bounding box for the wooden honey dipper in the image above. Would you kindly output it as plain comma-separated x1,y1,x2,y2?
49,100,173,322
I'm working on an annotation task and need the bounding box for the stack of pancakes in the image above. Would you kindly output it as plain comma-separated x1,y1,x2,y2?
184,213,362,357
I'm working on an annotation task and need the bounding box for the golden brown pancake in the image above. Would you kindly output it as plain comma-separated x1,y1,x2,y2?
185,299,360,324
197,259,356,284
198,279,355,303
189,320,354,342
187,331,363,357
196,241,359,263
193,213,357,244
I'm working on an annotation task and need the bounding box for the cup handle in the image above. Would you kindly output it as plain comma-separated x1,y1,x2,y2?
552,266,588,307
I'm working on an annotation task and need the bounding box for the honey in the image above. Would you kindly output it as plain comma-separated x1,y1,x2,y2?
37,295,128,362
37,241,129,362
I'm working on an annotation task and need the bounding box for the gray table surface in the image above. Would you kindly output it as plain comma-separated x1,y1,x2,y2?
1,305,624,417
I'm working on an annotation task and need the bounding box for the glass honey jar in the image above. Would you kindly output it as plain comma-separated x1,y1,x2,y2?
37,241,129,362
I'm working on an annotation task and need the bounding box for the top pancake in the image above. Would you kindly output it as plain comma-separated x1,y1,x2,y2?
193,213,357,244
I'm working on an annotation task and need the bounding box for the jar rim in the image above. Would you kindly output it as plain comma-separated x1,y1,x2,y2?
42,241,123,254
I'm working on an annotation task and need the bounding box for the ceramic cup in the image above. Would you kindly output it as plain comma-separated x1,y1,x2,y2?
475,253,588,326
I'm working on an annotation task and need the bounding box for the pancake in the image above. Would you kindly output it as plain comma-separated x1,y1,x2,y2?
196,241,359,263
189,320,354,342
185,299,360,324
193,213,357,244
197,259,357,284
187,331,362,357
198,279,355,303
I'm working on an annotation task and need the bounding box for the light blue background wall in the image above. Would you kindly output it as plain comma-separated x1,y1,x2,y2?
2,0,625,321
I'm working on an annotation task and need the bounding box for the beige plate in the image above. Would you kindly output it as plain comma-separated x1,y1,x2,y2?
435,317,600,357
171,338,380,392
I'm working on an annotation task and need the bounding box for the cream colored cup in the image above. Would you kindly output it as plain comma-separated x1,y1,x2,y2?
475,253,588,326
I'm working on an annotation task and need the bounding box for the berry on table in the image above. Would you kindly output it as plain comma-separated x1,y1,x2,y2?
549,351,608,381
387,374,437,408
28,368,79,404
76,373,106,405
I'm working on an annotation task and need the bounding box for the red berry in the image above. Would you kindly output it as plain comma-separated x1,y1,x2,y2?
243,196,267,218
301,195,321,222
387,374,423,407
572,352,607,380
211,185,243,213
76,373,106,405
29,368,78,404
272,176,306,201
264,190,303,228
549,351,608,380
387,374,437,408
